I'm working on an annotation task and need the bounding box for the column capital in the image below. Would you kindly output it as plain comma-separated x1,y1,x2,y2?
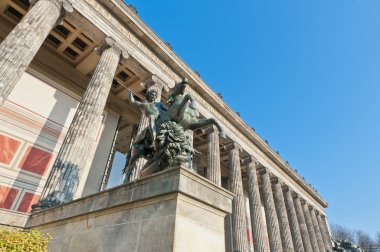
282,184,292,193
144,74,169,92
300,198,308,205
270,176,283,185
31,0,73,13
96,37,129,60
308,204,316,211
315,210,323,216
258,166,271,176
292,191,300,200
223,142,241,152
202,125,220,135
241,155,258,166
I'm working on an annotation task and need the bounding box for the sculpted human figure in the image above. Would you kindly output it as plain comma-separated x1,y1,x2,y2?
123,89,167,180
139,78,225,178
128,89,167,146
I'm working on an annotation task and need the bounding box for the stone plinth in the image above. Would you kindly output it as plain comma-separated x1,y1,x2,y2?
27,167,233,252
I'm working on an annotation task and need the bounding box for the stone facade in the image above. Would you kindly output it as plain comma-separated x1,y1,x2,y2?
0,0,332,251
27,167,234,252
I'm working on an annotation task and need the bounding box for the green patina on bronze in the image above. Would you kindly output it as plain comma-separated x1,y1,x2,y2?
126,78,225,179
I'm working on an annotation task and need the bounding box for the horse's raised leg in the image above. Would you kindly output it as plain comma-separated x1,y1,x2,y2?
188,118,226,138
176,94,194,119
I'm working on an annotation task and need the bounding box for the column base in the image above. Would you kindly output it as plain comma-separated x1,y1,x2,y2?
27,166,233,252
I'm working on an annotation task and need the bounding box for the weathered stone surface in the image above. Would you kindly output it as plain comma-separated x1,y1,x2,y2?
0,0,72,105
0,209,29,228
309,206,326,252
302,201,320,252
206,125,221,186
27,167,233,252
293,194,313,251
244,157,268,252
283,187,305,252
228,143,248,252
272,179,295,252
34,39,124,209
318,213,333,250
260,168,283,252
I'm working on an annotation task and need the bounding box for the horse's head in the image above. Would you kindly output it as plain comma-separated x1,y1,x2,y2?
173,78,189,96
167,78,189,106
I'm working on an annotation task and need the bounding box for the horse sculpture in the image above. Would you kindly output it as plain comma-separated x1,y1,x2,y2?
138,78,225,178
165,78,226,138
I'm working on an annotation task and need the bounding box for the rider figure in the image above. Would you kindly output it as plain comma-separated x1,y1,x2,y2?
128,89,167,146
123,89,167,182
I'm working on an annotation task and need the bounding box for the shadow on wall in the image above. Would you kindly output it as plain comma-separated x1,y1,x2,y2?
2,89,76,213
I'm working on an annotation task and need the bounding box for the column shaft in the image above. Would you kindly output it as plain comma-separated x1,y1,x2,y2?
318,214,333,250
283,188,305,252
0,0,71,105
310,207,326,252
260,168,283,252
207,126,221,186
272,180,295,252
302,202,320,252
245,158,267,252
228,144,247,252
294,195,313,252
35,40,122,209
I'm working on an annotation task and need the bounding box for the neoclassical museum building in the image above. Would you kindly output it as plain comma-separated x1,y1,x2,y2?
0,0,333,251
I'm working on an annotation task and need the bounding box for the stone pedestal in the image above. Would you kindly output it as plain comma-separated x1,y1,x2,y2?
27,167,233,252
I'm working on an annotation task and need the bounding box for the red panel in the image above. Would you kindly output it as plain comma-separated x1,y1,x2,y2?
0,185,19,209
17,192,40,213
0,134,21,165
19,146,52,176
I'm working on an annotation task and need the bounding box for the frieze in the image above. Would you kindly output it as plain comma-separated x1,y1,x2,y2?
83,0,181,82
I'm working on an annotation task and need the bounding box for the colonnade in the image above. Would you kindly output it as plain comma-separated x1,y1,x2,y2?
208,139,333,252
0,2,333,251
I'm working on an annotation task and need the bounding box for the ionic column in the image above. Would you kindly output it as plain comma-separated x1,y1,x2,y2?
309,207,326,252
206,125,221,186
283,187,305,252
260,168,283,252
317,213,333,250
293,194,313,252
243,156,267,252
33,38,127,210
0,0,73,105
272,178,295,252
127,75,166,181
227,143,247,252
302,201,320,252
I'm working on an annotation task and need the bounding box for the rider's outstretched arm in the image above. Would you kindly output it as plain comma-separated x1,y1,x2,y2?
128,89,144,109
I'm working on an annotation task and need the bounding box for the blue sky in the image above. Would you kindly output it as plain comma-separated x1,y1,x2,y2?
122,0,380,236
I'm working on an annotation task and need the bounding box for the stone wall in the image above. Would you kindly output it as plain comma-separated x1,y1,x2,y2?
27,167,233,252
